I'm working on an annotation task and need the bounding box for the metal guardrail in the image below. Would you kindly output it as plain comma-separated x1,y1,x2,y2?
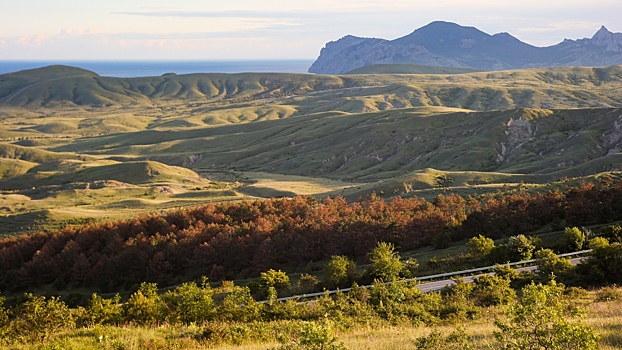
259,249,592,303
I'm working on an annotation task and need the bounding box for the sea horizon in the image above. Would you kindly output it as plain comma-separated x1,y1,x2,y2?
0,59,316,78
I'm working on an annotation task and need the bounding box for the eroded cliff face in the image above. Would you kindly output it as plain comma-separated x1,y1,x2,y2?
309,36,462,74
308,22,622,75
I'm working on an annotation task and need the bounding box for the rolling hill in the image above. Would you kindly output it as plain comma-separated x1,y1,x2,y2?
1,64,622,234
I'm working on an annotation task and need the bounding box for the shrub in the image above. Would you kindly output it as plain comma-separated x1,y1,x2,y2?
323,256,357,289
275,321,348,350
9,293,75,343
575,243,622,285
218,286,262,322
588,237,610,249
261,269,291,296
0,294,9,342
162,277,216,325
534,249,573,280
81,293,122,326
297,274,319,294
505,235,536,261
564,227,586,251
367,242,403,282
599,224,622,243
494,280,599,350
595,285,621,302
415,327,474,350
471,275,516,307
467,234,495,257
123,282,164,326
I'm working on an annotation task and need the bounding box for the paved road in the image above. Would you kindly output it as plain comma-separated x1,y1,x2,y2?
415,257,584,293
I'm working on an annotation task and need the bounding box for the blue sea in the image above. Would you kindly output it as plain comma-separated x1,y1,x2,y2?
0,60,315,78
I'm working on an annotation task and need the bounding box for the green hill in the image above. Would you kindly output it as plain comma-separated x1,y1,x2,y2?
1,65,622,111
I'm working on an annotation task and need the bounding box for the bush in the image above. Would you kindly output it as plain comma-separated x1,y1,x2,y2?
467,234,495,257
123,282,164,326
323,256,357,289
162,277,216,325
471,275,516,307
218,286,262,322
366,242,403,282
297,274,320,294
494,280,599,350
505,235,536,261
261,269,291,297
588,237,610,249
0,294,9,342
534,249,573,280
9,293,75,343
599,224,622,243
595,285,621,302
564,227,586,251
415,327,473,350
275,321,348,350
80,293,122,326
575,243,622,285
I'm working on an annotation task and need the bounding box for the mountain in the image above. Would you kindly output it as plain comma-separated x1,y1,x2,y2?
309,21,622,74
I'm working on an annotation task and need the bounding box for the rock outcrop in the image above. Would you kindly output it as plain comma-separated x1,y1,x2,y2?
309,21,622,74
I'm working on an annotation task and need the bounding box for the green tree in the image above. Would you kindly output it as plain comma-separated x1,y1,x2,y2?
82,293,122,326
367,242,403,281
260,269,291,296
10,293,74,343
505,235,536,261
162,277,216,325
471,275,516,307
0,294,9,342
297,273,320,294
218,286,261,322
323,256,357,288
588,237,610,250
534,249,573,280
564,227,586,251
467,234,495,257
123,282,164,326
494,280,598,350
599,224,622,243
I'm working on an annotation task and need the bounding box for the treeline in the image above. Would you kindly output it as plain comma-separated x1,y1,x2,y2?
1,180,622,291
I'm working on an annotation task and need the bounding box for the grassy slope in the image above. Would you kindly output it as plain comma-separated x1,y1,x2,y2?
1,65,622,234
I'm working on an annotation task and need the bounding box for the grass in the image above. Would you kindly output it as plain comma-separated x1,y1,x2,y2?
1,65,622,233
6,288,622,349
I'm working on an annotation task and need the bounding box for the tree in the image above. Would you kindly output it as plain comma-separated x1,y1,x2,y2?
505,235,536,261
82,293,122,326
564,227,586,251
466,235,495,257
494,280,598,350
323,256,357,288
260,269,291,296
162,277,216,325
0,294,9,341
123,282,164,326
534,249,573,280
10,293,74,343
367,242,403,281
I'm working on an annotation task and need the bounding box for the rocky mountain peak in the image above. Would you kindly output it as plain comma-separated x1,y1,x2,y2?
590,26,622,52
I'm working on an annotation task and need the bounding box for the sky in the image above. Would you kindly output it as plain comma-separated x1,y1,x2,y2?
1,0,621,60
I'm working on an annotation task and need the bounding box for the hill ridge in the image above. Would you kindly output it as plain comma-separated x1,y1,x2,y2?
309,21,622,74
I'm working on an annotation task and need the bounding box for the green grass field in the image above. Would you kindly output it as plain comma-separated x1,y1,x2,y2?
1,64,622,234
